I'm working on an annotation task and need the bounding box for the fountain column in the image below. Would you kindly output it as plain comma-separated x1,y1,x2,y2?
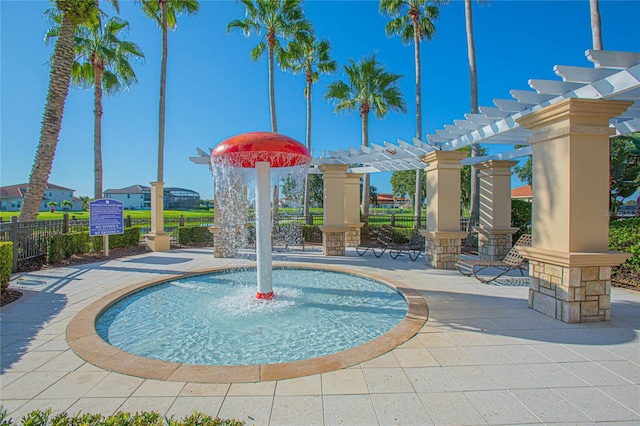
255,161,273,299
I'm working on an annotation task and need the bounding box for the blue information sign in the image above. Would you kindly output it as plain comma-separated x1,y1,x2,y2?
90,199,124,236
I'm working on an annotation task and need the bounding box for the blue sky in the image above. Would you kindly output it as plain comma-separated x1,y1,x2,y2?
1,0,639,200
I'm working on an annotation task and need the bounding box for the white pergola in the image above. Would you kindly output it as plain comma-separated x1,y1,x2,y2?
299,49,640,173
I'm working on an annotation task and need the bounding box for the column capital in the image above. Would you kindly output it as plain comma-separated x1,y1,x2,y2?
419,150,467,169
475,159,518,173
517,98,632,133
318,163,349,175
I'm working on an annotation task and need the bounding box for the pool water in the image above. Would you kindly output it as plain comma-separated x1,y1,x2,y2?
96,268,407,366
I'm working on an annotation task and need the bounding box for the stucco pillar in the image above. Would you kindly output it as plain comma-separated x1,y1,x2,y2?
419,150,468,269
319,164,349,256
474,160,519,260
344,172,364,247
145,181,170,252
516,98,632,323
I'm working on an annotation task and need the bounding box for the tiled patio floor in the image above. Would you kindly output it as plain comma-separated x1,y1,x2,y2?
1,247,639,425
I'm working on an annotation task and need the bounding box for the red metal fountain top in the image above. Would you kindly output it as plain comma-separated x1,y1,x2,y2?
211,132,311,168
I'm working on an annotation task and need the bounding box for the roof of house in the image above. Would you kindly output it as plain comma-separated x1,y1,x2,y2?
511,184,532,198
104,185,150,195
377,193,410,203
0,183,75,198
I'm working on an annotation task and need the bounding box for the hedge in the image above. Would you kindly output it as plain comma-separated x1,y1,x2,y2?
609,217,640,274
90,227,140,250
0,242,12,294
47,233,91,264
47,228,140,264
178,226,213,245
0,407,244,426
511,199,532,243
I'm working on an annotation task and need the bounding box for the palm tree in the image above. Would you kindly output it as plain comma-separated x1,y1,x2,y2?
46,14,144,200
325,54,406,217
281,33,336,219
19,0,107,222
379,0,439,228
227,0,311,132
463,0,481,244
139,0,199,184
590,0,603,50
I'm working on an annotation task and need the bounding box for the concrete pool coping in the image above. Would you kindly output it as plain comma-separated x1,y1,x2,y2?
66,262,429,383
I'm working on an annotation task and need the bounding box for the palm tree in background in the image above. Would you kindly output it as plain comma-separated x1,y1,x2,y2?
46,14,144,200
139,0,199,184
227,0,311,132
281,32,336,219
463,0,481,245
20,0,108,221
590,0,603,50
379,0,439,228
325,54,407,217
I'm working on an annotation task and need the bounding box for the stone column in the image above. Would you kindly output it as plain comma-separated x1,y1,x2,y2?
145,181,170,252
319,164,349,256
474,160,519,260
344,172,364,247
419,151,468,269
516,98,632,322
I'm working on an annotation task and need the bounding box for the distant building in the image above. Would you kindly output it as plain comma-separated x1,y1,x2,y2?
104,185,200,210
0,183,82,212
511,184,532,202
376,193,411,209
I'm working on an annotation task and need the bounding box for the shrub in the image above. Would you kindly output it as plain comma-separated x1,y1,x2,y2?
0,242,12,294
178,226,213,245
511,199,532,243
90,227,140,250
302,224,319,242
609,217,640,274
47,233,91,264
0,406,245,426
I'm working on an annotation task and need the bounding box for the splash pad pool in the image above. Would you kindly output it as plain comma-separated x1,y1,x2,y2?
66,132,428,382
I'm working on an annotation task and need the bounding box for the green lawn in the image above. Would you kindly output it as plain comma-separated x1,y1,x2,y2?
0,209,216,221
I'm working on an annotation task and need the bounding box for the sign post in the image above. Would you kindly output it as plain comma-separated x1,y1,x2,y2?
90,199,124,257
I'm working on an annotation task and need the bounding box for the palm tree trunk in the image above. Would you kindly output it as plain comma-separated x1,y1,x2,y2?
361,112,370,218
303,78,312,219
413,21,423,229
465,0,480,245
158,0,168,183
268,42,278,133
590,0,603,50
20,13,76,221
94,63,103,199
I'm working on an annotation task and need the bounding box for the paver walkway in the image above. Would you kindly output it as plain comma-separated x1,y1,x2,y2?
1,247,639,425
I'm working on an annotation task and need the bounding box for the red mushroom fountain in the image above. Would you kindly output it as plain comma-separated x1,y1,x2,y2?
210,132,311,300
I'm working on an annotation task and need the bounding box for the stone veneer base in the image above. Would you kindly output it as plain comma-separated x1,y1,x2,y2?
475,228,518,260
322,231,346,256
529,260,612,322
66,263,428,383
420,231,467,270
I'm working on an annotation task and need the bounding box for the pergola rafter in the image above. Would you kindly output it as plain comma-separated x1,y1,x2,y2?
191,50,639,172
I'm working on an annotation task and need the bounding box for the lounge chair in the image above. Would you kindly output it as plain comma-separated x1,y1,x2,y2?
388,229,424,261
455,234,531,283
356,225,394,258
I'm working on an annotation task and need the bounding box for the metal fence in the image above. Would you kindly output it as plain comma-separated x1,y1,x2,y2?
0,213,473,271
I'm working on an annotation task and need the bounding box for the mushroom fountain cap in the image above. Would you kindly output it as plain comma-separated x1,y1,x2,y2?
211,131,311,168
